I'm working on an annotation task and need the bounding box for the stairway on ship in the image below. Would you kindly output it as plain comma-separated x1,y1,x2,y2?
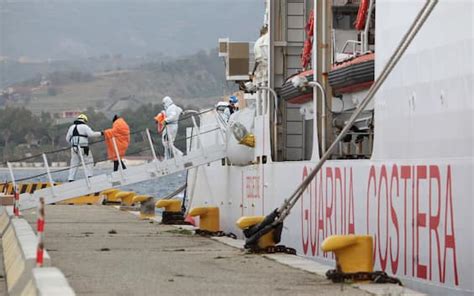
18,134,227,210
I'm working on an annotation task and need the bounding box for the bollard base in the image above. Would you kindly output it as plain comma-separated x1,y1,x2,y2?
161,211,191,225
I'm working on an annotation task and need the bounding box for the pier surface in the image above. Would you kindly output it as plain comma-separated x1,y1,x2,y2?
11,205,368,296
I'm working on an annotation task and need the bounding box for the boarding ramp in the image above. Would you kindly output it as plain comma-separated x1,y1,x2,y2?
2,109,227,210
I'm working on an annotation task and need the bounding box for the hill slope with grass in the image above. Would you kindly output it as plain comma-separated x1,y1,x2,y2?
4,49,238,114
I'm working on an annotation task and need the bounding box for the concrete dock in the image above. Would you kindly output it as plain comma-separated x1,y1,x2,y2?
2,205,370,296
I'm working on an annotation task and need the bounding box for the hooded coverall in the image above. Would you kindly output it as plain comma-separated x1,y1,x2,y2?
162,96,183,159
65,121,102,181
104,117,130,171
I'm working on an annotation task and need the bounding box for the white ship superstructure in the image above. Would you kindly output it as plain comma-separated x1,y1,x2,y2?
188,1,473,295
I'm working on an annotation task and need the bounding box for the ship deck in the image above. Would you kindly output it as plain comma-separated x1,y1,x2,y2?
1,205,369,296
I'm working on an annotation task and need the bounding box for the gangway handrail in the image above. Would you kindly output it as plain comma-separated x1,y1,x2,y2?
3,107,223,185
4,127,222,185
2,104,227,210
18,136,228,210
2,108,216,166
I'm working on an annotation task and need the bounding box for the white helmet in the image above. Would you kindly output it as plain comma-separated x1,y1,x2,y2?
162,96,173,109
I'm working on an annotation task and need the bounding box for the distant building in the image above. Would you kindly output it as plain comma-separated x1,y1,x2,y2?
5,86,32,102
54,110,83,125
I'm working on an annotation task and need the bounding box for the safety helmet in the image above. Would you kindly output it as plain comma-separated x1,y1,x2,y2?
77,114,88,123
229,96,238,104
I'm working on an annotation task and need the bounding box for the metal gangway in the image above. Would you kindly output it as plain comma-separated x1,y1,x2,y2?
3,108,228,210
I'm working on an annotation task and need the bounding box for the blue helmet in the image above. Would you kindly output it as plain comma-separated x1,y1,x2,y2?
229,96,238,104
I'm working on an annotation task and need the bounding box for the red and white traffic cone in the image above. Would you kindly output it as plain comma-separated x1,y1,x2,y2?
13,185,20,217
36,197,45,267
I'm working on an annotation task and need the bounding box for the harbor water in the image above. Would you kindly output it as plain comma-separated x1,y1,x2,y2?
0,166,186,199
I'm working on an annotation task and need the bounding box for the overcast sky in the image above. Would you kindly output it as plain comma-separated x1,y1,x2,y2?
0,0,265,59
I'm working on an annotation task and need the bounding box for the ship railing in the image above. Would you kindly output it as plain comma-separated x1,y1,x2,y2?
337,39,363,61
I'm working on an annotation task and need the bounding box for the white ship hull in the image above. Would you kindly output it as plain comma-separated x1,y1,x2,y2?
189,0,473,295
189,159,471,295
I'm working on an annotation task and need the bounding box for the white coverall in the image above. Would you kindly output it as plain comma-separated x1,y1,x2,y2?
65,121,102,181
162,96,183,159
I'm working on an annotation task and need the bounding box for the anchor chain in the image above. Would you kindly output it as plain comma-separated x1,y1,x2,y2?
326,269,402,285
161,211,191,225
247,245,297,255
195,229,237,239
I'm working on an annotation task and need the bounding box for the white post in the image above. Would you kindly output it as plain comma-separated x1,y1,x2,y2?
362,0,375,53
257,85,279,160
6,161,20,216
213,113,226,145
6,161,17,191
191,116,205,156
146,128,158,161
77,147,91,188
42,154,55,197
309,81,328,154
111,137,125,182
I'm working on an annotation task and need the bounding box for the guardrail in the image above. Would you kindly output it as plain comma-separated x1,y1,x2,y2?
22,267,75,296
0,206,75,295
3,217,50,294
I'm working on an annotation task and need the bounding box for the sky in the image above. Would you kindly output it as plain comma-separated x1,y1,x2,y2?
0,0,265,59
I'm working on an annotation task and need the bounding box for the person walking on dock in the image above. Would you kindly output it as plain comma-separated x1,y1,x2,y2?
104,115,130,171
65,114,102,182
161,96,183,159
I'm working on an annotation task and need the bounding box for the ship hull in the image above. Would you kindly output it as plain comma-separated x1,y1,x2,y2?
188,157,472,295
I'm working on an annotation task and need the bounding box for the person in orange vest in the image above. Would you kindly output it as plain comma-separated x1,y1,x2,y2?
104,115,130,171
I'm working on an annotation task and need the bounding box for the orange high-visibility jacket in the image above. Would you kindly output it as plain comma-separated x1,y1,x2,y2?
154,111,166,133
104,117,130,160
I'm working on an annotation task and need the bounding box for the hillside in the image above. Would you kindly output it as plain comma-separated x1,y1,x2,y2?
3,49,238,114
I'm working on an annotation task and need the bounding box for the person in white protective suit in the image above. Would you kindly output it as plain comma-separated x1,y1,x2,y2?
65,114,102,182
162,96,184,159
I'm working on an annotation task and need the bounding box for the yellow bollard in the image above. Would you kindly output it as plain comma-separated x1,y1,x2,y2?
236,216,277,249
115,191,136,207
321,235,373,274
155,199,182,213
156,199,189,225
133,195,155,219
57,193,102,205
188,207,220,232
101,188,121,204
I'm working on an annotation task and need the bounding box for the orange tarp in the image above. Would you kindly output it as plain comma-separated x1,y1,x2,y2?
104,118,130,160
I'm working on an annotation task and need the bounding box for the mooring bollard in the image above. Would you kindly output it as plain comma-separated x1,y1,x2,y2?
36,197,45,267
